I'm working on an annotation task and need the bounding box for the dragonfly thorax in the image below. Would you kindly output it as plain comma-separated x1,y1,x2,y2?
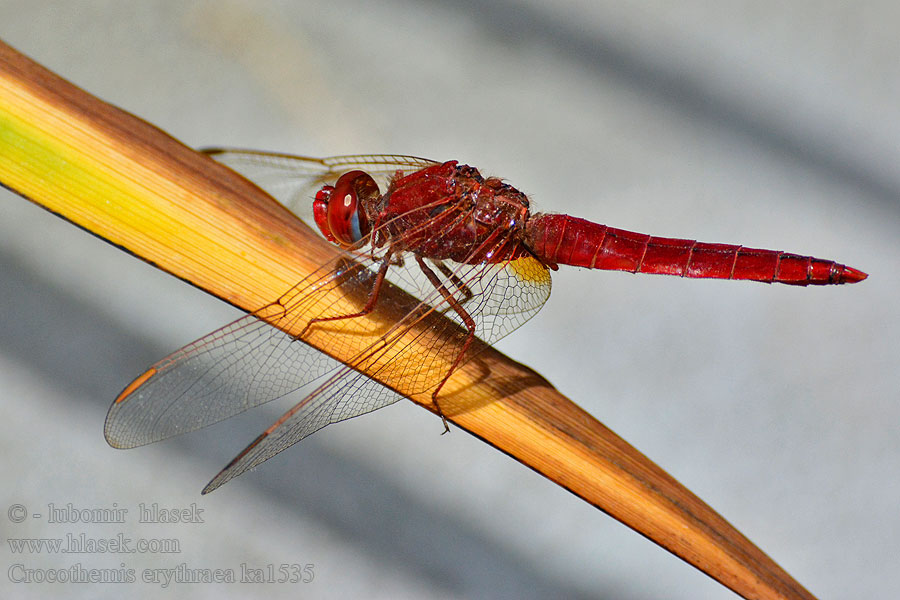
378,161,532,264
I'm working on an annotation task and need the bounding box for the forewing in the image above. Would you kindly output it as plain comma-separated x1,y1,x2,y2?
204,148,438,218
105,256,388,448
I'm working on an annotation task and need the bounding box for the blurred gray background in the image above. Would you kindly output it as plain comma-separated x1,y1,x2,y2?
1,1,897,598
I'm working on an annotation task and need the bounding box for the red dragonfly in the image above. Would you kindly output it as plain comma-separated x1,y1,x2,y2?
105,150,867,493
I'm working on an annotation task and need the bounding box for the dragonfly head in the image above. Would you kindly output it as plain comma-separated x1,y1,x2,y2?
313,171,379,247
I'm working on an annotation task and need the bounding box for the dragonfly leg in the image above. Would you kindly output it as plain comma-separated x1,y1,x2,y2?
415,256,478,434
433,260,474,304
298,248,394,340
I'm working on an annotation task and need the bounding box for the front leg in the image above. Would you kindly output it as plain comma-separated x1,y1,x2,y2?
433,260,475,305
298,247,395,340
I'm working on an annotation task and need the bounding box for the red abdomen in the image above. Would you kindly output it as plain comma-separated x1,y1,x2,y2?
524,214,866,285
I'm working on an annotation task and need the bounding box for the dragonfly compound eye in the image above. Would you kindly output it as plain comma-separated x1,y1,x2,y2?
325,171,378,247
313,185,338,243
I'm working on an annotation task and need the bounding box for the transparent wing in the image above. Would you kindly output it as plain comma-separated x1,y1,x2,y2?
200,343,411,493
203,148,439,219
105,257,381,448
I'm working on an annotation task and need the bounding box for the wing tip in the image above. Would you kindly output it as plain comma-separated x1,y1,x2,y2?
201,432,269,494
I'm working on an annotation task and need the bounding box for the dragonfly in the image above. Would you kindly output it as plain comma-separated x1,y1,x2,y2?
105,149,867,493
